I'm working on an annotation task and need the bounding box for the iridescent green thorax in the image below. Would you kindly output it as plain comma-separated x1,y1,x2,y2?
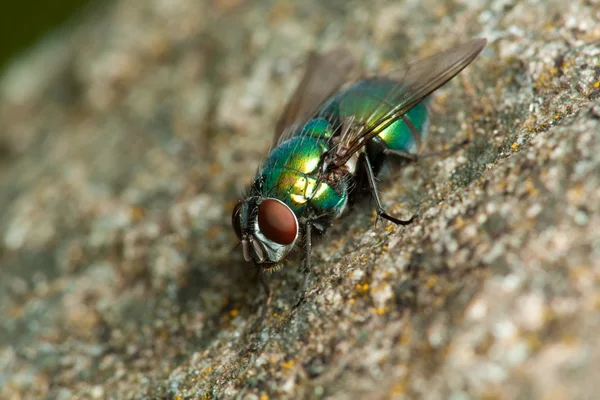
254,79,430,221
320,78,429,153
300,118,334,139
257,134,347,217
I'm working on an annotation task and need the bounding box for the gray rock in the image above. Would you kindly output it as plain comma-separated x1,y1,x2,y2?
1,0,599,398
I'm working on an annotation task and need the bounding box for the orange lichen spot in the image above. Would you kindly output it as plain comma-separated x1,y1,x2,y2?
282,359,295,369
260,394,270,400
400,330,412,345
229,309,239,318
436,91,450,105
376,307,386,315
554,114,560,120
209,162,222,175
511,142,519,151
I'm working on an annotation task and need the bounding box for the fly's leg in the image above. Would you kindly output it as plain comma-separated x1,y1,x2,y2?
384,138,469,162
292,221,313,311
361,154,414,226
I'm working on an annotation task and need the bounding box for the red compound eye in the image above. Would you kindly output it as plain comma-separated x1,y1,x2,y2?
231,203,243,240
257,199,297,245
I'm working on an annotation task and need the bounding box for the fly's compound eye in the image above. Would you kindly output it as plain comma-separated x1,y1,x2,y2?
257,199,297,245
231,202,243,240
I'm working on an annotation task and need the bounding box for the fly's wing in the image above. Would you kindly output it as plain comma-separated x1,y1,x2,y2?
274,47,356,144
330,38,487,168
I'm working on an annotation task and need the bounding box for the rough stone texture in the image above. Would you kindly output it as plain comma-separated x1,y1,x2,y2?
1,0,599,399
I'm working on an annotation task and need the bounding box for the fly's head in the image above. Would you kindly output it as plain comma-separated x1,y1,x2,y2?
232,197,299,267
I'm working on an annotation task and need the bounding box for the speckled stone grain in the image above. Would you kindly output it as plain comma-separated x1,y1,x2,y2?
1,0,599,399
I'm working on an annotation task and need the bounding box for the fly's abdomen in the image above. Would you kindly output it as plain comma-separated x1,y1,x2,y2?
376,102,428,153
258,133,347,217
320,78,429,154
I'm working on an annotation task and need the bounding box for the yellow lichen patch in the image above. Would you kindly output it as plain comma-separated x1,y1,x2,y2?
424,275,437,289
375,307,387,315
349,298,355,305
594,81,600,89
390,382,405,396
130,205,146,222
380,59,393,71
260,394,270,400
200,366,213,378
511,142,519,151
567,184,585,204
355,283,370,294
592,294,600,310
562,334,579,346
524,332,542,350
523,178,539,198
454,216,465,230
229,309,239,318
282,359,295,369
370,209,378,223
379,244,389,255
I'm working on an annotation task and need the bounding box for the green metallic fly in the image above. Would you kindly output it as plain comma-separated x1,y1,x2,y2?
232,39,486,310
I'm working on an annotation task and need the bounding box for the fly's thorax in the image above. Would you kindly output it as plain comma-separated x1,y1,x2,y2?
232,196,299,264
257,132,349,220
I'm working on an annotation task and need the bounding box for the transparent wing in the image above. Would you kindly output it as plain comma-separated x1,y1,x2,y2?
274,47,356,144
328,38,487,168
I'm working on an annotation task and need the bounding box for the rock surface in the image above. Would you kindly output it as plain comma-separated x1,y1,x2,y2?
1,0,599,399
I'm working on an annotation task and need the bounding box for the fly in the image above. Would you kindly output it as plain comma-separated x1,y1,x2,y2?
231,39,487,311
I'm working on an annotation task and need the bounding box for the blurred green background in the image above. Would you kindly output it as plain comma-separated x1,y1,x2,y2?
0,1,95,71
